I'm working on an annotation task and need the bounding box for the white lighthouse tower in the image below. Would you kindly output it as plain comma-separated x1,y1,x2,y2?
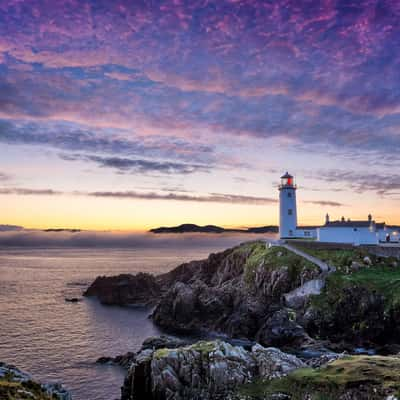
279,172,297,239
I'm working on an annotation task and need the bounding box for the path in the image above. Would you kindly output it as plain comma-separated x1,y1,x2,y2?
282,243,330,272
266,241,332,308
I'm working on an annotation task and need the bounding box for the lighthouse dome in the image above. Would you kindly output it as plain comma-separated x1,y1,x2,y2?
280,172,295,188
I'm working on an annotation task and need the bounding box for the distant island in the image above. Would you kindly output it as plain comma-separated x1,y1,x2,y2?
149,223,278,234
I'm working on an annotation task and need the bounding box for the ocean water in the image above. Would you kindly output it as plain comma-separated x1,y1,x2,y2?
0,235,262,400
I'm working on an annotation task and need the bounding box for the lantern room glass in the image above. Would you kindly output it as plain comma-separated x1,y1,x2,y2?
281,176,294,186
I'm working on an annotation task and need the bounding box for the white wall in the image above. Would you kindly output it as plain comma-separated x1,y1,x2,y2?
295,229,317,239
317,227,378,245
379,228,400,243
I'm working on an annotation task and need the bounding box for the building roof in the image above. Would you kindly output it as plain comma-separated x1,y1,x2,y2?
281,172,293,179
297,226,320,230
323,220,385,228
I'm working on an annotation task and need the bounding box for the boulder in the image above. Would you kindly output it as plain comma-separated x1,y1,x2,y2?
363,256,372,266
121,340,305,400
84,272,161,306
350,261,362,272
256,309,312,348
0,362,71,400
65,297,81,303
96,353,136,369
141,335,190,351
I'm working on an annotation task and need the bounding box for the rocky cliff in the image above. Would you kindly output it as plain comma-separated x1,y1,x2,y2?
120,336,400,400
85,242,320,348
85,241,400,350
121,339,305,400
0,362,71,400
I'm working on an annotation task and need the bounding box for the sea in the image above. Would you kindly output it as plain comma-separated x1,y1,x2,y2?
0,233,264,400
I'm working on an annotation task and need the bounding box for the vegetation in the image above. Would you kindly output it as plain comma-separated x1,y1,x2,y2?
234,241,319,284
290,245,369,270
239,355,400,399
154,341,217,359
299,245,400,310
0,378,57,400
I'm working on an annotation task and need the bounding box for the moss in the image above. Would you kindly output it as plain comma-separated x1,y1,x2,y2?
290,245,370,271
343,267,400,308
239,355,400,399
235,242,319,286
312,265,400,312
154,348,172,359
154,341,217,360
188,341,217,354
0,378,55,400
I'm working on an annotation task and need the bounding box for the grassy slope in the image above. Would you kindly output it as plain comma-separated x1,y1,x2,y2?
292,246,400,309
239,355,400,400
0,378,56,400
234,242,320,285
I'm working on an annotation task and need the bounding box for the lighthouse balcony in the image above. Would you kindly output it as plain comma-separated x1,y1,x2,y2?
279,183,297,190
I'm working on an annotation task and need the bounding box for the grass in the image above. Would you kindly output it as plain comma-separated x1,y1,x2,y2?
239,355,400,399
0,378,57,400
234,241,319,285
289,245,400,308
290,245,369,270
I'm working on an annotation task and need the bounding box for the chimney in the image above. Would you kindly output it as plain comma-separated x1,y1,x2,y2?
325,213,330,225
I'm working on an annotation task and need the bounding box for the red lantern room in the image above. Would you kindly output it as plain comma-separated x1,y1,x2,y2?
280,172,295,188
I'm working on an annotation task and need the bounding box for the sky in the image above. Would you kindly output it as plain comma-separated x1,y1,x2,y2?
1,0,400,231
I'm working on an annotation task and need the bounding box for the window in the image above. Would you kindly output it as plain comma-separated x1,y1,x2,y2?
288,209,293,215
289,230,293,236
288,192,292,198
304,231,310,237
353,228,358,232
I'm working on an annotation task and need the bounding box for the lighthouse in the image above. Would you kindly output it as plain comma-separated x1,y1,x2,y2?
279,172,297,239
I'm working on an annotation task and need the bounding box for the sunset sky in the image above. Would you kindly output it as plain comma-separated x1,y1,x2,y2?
1,0,400,230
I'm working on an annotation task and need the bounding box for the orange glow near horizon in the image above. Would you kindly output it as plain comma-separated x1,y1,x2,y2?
2,192,400,231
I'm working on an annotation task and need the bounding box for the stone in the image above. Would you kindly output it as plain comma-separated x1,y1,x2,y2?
0,362,71,400
121,339,305,400
363,256,372,266
84,272,161,306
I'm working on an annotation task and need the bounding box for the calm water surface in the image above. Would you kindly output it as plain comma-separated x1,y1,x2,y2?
0,238,257,400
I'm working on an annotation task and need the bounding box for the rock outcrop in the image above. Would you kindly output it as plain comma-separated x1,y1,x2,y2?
84,272,161,306
152,243,320,347
85,241,400,351
85,242,320,348
0,362,71,400
118,336,400,400
97,335,191,369
121,340,305,400
239,354,400,400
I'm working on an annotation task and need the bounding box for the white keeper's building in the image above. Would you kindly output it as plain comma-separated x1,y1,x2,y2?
279,172,398,245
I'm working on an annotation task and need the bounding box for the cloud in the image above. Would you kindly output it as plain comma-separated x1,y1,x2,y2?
0,185,276,205
304,200,345,207
0,0,399,158
310,170,400,196
0,118,215,165
0,188,61,195
88,191,277,205
1,0,400,208
0,172,10,181
63,154,209,175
